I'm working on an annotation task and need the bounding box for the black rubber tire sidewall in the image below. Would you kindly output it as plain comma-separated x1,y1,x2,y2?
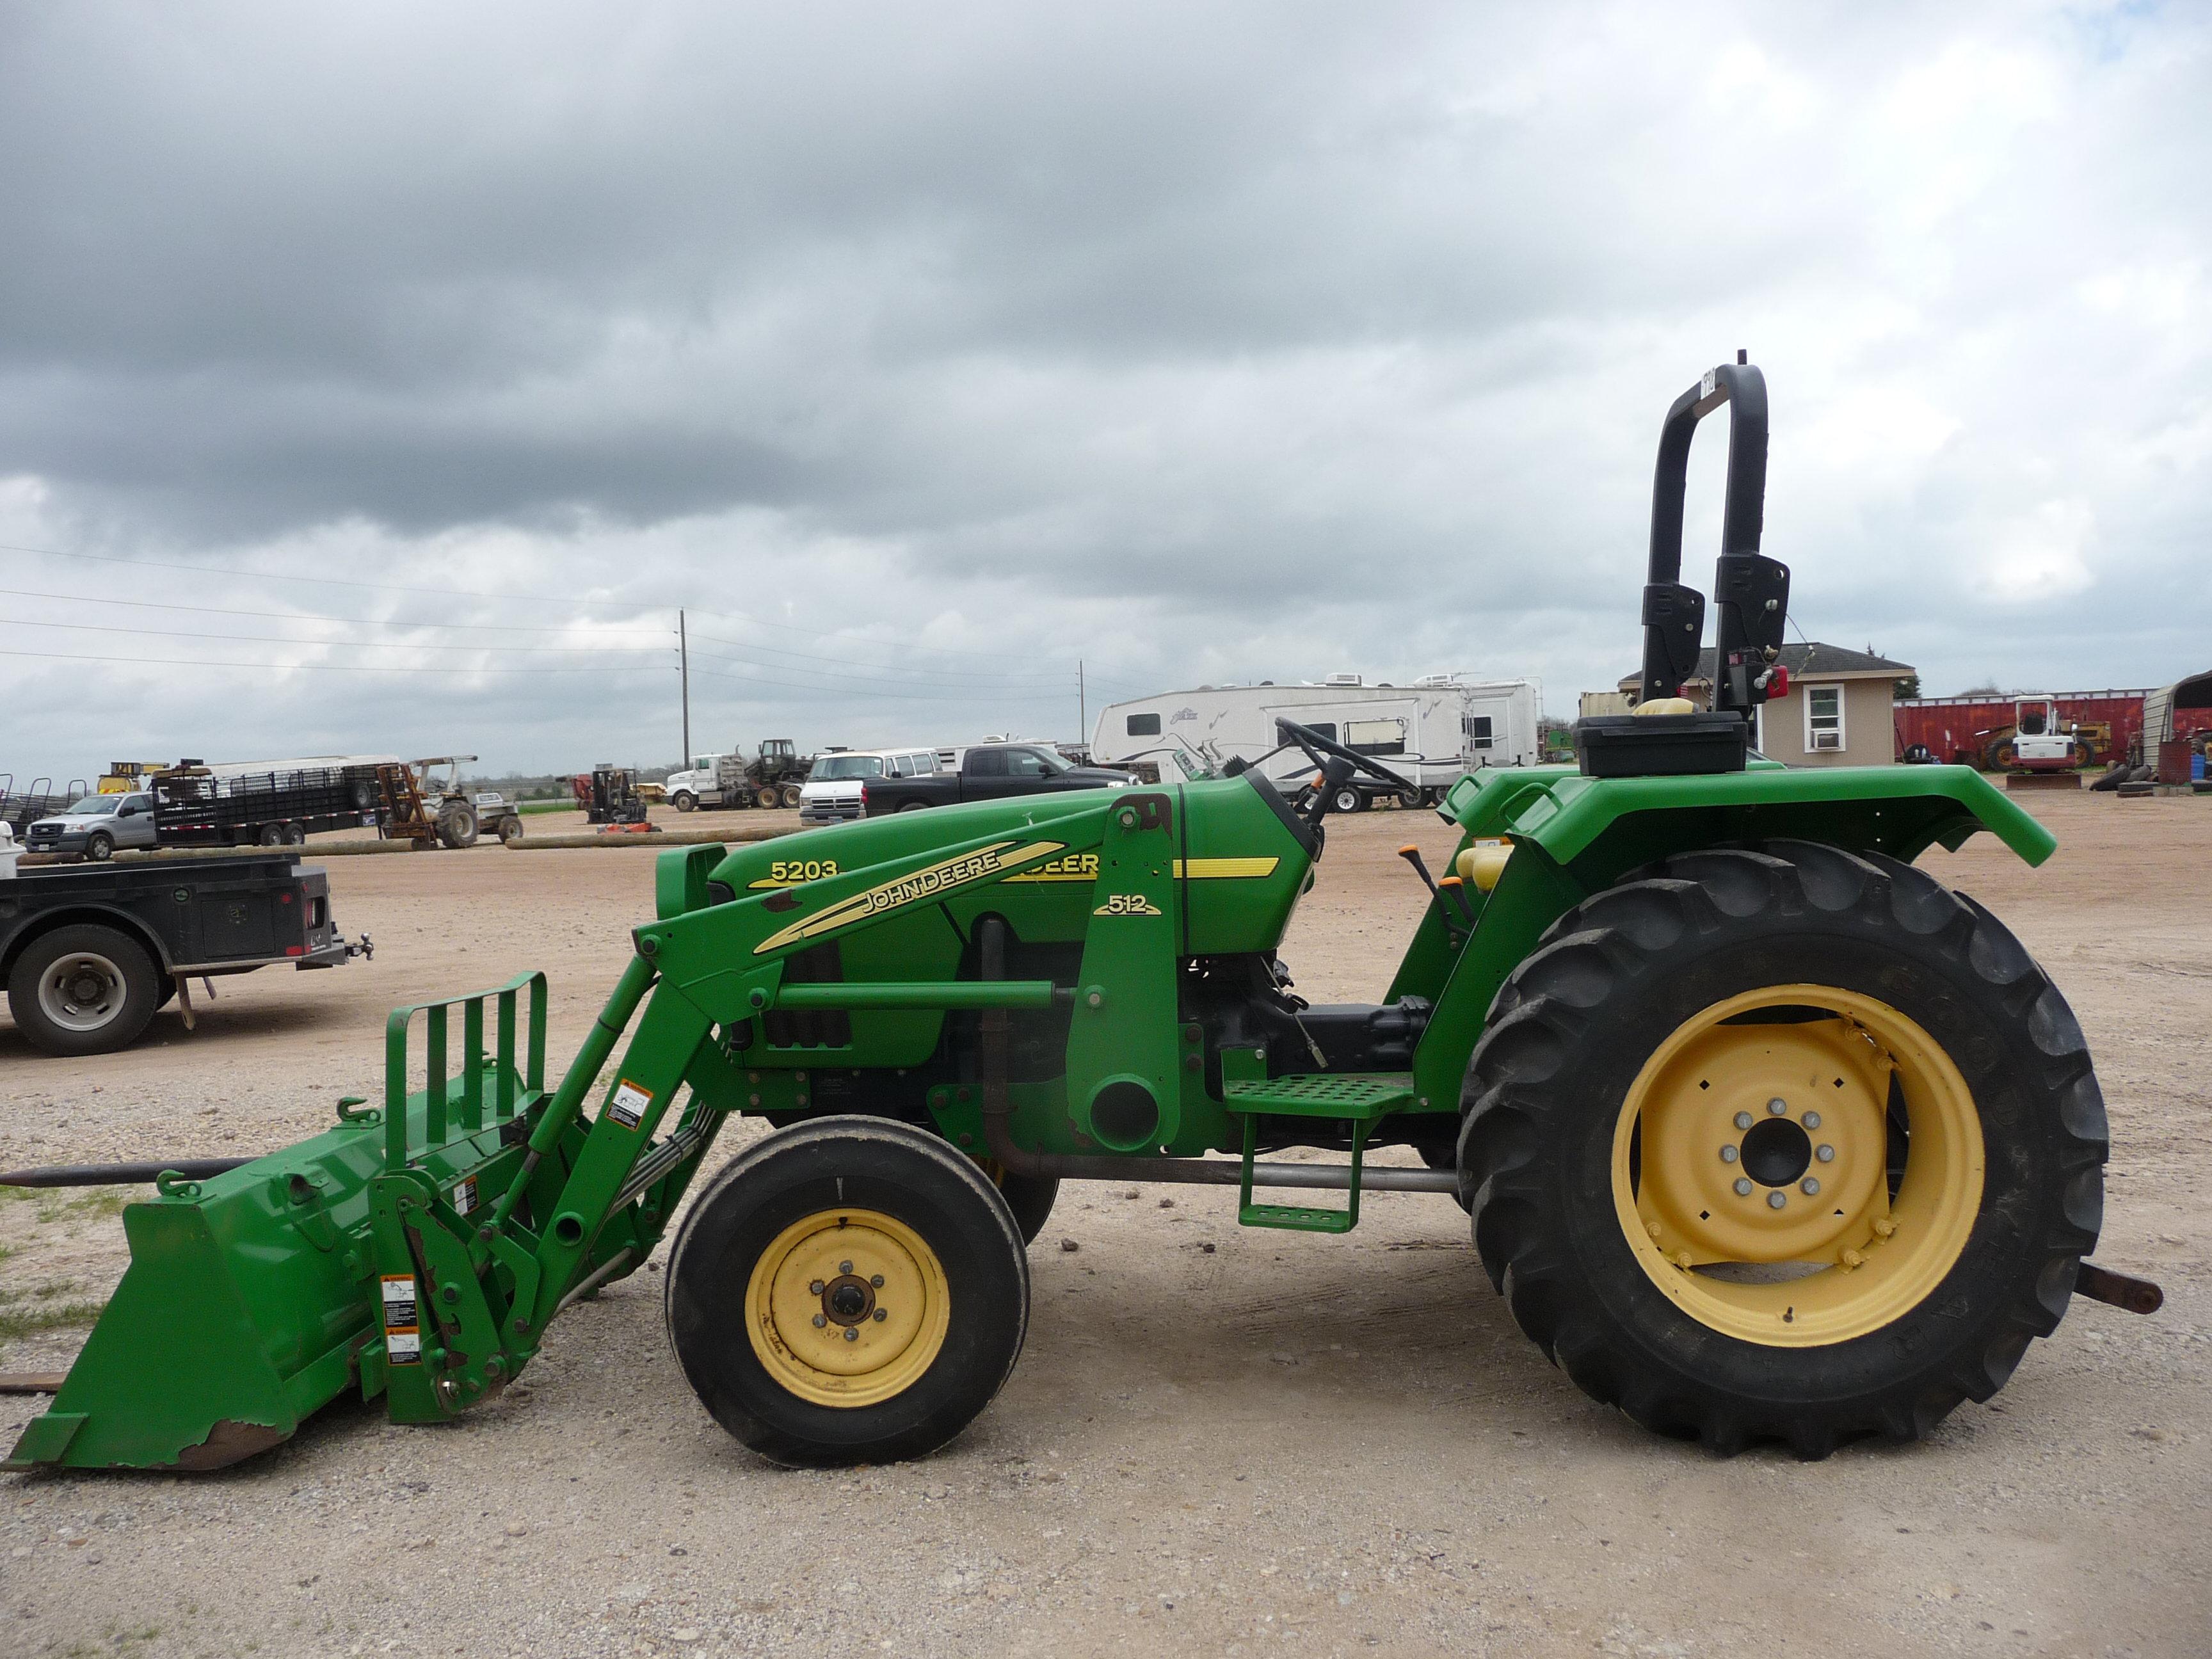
86,833,114,862
1461,842,2106,1453
6,924,161,1056
995,1171,1060,1245
665,1116,1030,1466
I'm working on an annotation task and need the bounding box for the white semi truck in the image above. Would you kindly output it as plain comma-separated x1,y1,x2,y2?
1089,675,1541,810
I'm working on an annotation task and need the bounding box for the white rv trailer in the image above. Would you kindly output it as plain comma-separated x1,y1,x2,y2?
1089,676,1540,808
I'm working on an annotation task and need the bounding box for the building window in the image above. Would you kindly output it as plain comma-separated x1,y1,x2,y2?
1125,712,1161,737
1804,685,1845,753
1465,715,1493,751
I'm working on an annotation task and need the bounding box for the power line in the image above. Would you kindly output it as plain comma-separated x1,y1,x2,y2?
0,540,658,611
687,632,1079,685
0,538,1152,691
0,645,674,676
685,604,1099,667
0,618,671,655
0,584,672,637
687,665,1075,703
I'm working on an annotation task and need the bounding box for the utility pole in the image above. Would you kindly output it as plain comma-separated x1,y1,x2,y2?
679,609,691,767
1078,659,1086,749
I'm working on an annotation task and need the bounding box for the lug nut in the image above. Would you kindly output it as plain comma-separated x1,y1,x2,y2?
1800,1178,1821,1196
1767,1191,1787,1210
843,1327,858,1343
1733,1178,1753,1196
811,1313,827,1328
839,1260,854,1274
1802,1111,1822,1130
1734,1112,1754,1131
1720,1145,1739,1163
1815,1144,1835,1163
870,1274,885,1287
1767,1098,1788,1116
810,1280,824,1294
872,1308,887,1322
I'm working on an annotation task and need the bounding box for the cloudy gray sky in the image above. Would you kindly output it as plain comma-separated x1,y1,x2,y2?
1,1,2205,780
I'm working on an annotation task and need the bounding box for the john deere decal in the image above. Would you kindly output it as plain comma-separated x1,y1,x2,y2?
755,840,1066,954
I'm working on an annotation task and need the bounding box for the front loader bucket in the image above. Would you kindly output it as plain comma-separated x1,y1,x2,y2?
6,974,552,1472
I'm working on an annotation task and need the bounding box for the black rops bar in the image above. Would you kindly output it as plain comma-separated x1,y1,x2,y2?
1637,354,1791,712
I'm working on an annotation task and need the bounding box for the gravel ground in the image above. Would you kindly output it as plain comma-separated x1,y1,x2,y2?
1,792,2206,1657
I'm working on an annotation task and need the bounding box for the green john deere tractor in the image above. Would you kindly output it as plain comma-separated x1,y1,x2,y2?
6,358,2156,1474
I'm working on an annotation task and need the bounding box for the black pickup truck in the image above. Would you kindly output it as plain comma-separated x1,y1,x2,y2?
1,854,368,1056
860,742,1134,815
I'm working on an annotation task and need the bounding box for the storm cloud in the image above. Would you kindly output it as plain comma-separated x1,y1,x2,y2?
1,1,2206,776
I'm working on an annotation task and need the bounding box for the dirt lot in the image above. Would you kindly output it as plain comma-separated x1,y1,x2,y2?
2,792,2207,1657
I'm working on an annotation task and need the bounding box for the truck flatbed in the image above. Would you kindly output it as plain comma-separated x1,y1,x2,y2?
1,854,367,1056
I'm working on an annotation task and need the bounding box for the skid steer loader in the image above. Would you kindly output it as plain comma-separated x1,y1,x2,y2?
5,358,2156,1473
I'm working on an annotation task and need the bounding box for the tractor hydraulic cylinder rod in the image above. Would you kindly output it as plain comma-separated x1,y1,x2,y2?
0,1158,251,1189
774,981,1061,1011
488,954,659,1232
556,1247,636,1315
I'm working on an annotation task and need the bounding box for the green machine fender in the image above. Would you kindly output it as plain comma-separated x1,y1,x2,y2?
1394,760,2058,1117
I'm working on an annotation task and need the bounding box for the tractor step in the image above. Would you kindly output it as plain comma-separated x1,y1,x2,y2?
1221,1069,1410,1232
1219,1071,1415,1119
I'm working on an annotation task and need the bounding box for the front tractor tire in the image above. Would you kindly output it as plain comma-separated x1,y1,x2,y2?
1459,841,2106,1459
665,1116,1030,1467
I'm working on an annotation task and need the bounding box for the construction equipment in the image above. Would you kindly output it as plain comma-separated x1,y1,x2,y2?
1977,697,2097,772
748,738,812,808
6,358,2147,1476
375,758,515,849
573,765,650,828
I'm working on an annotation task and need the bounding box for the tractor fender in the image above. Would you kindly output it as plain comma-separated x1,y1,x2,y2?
1401,762,2059,1113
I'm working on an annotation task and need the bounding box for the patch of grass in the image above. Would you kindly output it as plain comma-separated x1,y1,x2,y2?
34,1189,130,1224
0,1297,104,1340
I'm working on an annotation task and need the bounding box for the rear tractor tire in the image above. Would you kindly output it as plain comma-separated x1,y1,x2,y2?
780,783,803,809
437,804,479,850
1459,840,2106,1459
665,1116,1030,1467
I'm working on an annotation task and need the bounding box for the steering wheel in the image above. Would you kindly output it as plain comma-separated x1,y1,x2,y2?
1272,719,1418,833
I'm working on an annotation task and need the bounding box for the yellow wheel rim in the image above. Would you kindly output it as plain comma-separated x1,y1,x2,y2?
745,1207,951,1408
1612,984,1984,1347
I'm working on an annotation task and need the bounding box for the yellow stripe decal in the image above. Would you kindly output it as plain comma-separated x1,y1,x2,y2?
1001,854,1282,884
1178,857,1281,879
754,840,1067,954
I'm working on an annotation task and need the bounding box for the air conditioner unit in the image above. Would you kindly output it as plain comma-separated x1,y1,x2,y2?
1414,673,1455,687
1324,673,1363,687
1812,732,1843,751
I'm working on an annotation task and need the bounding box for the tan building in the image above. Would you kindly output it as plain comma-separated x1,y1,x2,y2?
1615,644,1914,768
